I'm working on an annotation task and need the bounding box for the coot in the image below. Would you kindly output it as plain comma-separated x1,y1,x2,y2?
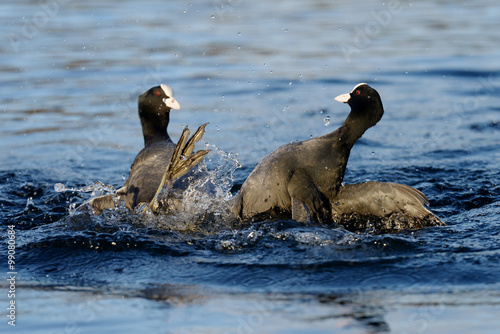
232,83,443,229
81,84,209,214
332,181,444,232
232,83,384,223
117,84,181,208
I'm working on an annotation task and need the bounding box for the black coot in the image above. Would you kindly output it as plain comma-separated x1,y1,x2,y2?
232,83,443,230
117,84,181,209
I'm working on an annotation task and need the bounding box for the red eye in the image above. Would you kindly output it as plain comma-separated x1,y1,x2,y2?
155,90,161,96
355,90,361,95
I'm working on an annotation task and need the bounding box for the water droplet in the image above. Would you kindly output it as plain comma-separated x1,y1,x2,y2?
289,82,292,86
324,116,331,126
54,183,66,192
210,15,215,19
26,197,34,207
237,45,241,50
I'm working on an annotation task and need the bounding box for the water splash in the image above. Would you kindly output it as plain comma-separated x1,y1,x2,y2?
54,181,116,196
133,144,241,232
61,145,241,233
159,144,240,231
56,181,119,216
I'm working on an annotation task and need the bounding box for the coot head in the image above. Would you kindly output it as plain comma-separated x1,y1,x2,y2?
138,84,181,146
335,83,384,128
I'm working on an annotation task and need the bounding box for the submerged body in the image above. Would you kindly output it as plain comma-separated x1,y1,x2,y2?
333,181,444,232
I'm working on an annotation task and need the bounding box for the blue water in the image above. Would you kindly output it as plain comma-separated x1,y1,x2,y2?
2,0,500,333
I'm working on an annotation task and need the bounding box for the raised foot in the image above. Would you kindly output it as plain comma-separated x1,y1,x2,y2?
146,123,211,213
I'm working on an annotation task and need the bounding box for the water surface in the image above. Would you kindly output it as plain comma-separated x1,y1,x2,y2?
1,0,500,333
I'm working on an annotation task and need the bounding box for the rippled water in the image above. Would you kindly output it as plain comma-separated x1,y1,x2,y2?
2,0,500,333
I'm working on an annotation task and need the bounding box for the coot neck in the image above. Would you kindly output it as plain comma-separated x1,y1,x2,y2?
140,109,172,147
333,106,381,149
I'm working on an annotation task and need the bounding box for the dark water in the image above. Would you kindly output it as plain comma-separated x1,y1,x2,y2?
2,0,500,333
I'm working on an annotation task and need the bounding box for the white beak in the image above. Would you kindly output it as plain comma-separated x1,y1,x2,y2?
163,97,181,110
334,93,350,103
160,83,181,109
